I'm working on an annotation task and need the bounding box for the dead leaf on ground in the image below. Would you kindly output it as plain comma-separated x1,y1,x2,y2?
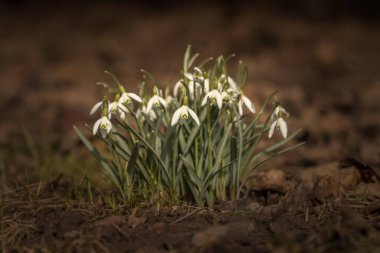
250,169,287,193
339,158,380,183
349,183,380,199
299,162,361,201
93,215,125,227
128,207,148,229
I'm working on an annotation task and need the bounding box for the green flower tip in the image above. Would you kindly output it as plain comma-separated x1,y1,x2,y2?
153,86,159,95
102,98,109,117
183,96,189,106
118,84,125,93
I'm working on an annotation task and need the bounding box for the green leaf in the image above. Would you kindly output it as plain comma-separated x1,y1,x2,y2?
183,45,191,72
73,126,120,190
140,69,157,85
188,53,200,69
127,141,140,175
180,155,202,188
115,119,172,190
240,141,305,191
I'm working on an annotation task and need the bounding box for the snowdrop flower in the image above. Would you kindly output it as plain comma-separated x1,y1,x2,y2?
171,96,200,126
221,88,237,105
201,89,223,109
93,116,112,138
173,77,201,99
173,80,184,97
227,76,238,91
165,95,174,106
174,69,208,98
108,94,128,120
268,105,289,139
92,100,112,138
237,91,255,115
136,105,157,121
218,74,238,91
271,105,289,120
146,87,166,113
268,117,287,139
117,85,142,107
185,75,202,99
90,98,108,115
201,78,223,109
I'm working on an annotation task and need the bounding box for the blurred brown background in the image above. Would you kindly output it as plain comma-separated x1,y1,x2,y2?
1,0,379,183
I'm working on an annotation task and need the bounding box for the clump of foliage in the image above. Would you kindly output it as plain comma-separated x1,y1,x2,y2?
75,46,302,207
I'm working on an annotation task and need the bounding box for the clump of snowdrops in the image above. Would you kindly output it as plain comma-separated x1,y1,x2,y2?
74,46,303,208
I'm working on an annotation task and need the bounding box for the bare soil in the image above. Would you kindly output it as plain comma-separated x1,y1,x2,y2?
1,2,379,252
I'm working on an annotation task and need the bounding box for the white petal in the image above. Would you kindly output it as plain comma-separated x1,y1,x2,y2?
108,102,117,113
90,101,103,115
146,97,154,112
150,110,157,120
194,67,202,75
92,118,102,135
158,97,167,107
120,111,126,120
189,81,195,98
119,93,128,104
171,107,183,126
118,103,128,113
268,121,277,139
127,93,142,103
228,76,238,91
185,73,194,80
204,78,209,93
278,118,288,138
173,80,182,97
242,96,255,113
216,93,223,109
238,101,243,115
100,129,108,138
187,107,200,126
105,118,112,133
201,95,208,106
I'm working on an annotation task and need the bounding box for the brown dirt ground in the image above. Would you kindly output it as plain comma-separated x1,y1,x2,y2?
1,2,380,252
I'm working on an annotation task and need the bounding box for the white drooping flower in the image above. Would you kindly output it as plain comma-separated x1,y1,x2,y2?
201,89,223,109
107,94,129,120
268,105,289,139
221,88,237,105
136,105,157,121
171,106,200,126
218,74,238,92
185,73,202,99
227,76,238,91
93,116,112,138
171,97,200,126
90,100,107,115
108,100,128,120
271,105,288,120
173,68,209,98
173,77,201,98
268,117,288,139
165,95,174,106
203,78,210,93
173,80,184,97
237,92,255,115
119,91,142,107
146,87,167,113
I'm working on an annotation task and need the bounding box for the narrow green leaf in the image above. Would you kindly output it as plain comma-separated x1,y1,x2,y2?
127,141,140,175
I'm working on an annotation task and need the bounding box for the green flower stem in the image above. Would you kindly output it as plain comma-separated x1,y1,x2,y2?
194,94,199,174
207,103,213,173
116,119,173,192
